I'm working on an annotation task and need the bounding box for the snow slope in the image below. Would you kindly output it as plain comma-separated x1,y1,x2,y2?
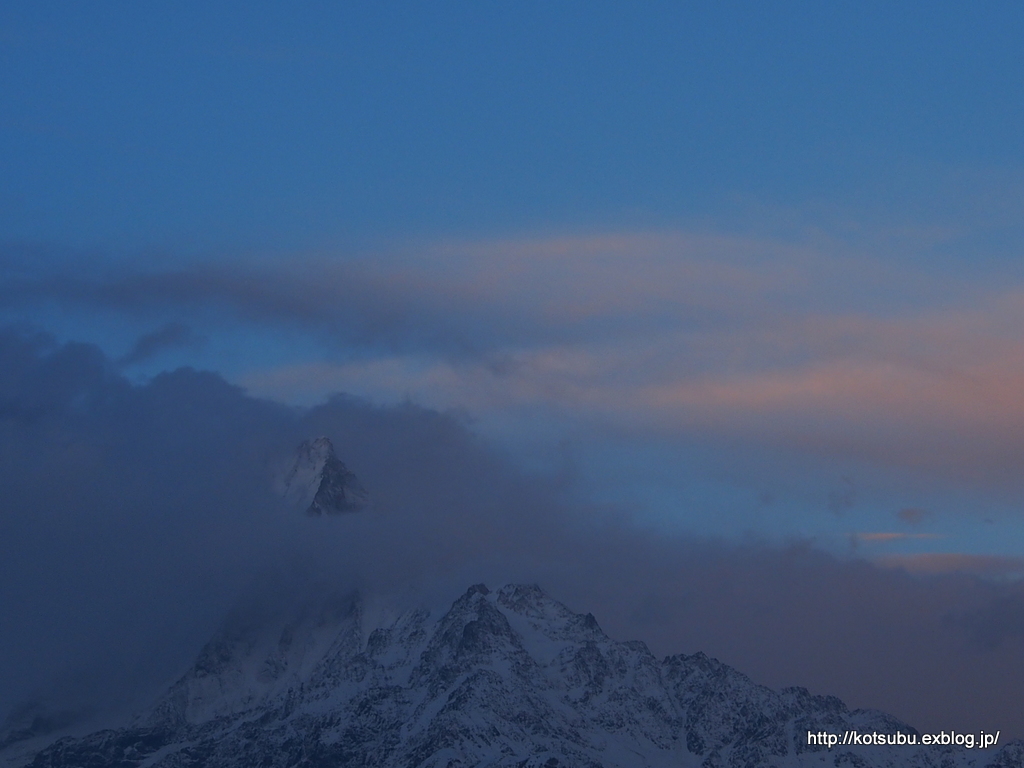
7,584,1021,767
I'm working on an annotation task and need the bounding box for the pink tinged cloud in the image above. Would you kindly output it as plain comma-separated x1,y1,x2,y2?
850,532,943,543
216,230,1024,484
875,553,1024,577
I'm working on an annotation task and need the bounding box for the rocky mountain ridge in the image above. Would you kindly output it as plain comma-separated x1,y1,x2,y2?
5,583,1021,767
279,437,368,516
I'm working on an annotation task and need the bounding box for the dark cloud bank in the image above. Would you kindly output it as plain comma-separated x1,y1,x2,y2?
1,329,1023,741
117,321,202,366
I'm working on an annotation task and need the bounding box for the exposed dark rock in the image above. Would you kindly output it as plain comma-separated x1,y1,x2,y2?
7,584,1019,768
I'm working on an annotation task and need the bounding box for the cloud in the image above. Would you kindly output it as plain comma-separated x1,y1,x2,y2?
0,232,901,357
897,507,930,525
954,589,1024,651
827,476,857,515
875,553,1024,577
118,322,202,365
8,230,1024,489
0,258,546,358
850,532,942,543
2,329,1024,742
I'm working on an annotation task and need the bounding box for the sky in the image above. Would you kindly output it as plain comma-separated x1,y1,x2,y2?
2,0,1024,743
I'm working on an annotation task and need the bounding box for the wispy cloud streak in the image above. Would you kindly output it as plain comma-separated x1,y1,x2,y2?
5,230,1024,485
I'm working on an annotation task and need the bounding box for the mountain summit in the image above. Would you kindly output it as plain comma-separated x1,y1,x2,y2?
280,436,368,515
8,583,1020,767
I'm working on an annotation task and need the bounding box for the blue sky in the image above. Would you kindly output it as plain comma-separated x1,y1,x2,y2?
4,2,1022,248
4,2,1024,568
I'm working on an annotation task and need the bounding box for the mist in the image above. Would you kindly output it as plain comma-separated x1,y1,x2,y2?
1,328,1022,740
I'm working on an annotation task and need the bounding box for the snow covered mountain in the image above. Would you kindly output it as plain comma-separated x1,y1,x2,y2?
6,583,1021,767
279,437,368,516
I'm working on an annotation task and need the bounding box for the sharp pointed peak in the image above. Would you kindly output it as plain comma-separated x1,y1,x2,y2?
279,436,368,515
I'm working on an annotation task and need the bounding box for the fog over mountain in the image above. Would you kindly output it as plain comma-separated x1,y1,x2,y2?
9,582,1021,768
1,328,1023,749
